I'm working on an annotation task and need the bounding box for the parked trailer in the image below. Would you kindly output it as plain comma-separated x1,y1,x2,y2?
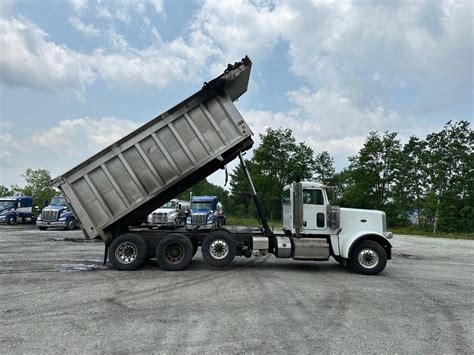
53,56,392,275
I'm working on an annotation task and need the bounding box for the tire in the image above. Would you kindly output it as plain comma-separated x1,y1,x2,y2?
109,234,149,271
6,216,15,225
65,218,76,231
38,227,47,231
202,231,236,267
349,240,387,275
155,234,193,271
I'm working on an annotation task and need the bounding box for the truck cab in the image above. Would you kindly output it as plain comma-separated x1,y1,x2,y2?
147,199,189,229
186,196,225,229
36,196,77,230
0,196,34,225
281,181,393,273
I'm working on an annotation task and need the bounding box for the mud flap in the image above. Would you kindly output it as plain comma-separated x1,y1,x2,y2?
103,240,111,266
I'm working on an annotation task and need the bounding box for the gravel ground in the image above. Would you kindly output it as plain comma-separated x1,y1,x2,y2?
0,225,472,354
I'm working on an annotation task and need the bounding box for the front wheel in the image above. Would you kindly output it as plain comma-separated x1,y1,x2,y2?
109,234,149,271
6,216,16,225
65,219,76,230
202,231,236,267
38,227,47,231
349,240,387,275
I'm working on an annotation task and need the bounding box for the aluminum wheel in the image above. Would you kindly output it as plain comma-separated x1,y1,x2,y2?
209,239,229,260
115,241,138,264
164,243,185,264
358,248,379,269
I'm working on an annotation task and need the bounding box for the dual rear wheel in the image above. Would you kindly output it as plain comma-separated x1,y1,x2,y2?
108,231,237,271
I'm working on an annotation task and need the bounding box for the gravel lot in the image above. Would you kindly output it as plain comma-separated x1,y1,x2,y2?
0,225,472,354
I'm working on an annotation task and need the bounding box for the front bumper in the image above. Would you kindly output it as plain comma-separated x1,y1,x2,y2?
0,215,7,223
36,220,68,228
148,221,176,227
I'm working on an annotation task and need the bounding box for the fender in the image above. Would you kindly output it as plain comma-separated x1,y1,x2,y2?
339,230,392,259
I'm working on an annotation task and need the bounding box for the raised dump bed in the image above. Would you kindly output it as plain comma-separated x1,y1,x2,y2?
52,57,254,240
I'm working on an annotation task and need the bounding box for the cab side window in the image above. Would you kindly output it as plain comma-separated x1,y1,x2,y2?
302,189,324,205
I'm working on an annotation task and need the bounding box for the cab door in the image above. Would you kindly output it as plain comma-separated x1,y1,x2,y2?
302,188,326,232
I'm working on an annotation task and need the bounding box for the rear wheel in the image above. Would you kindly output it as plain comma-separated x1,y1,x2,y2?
349,240,387,275
109,234,149,271
202,231,236,267
155,234,193,271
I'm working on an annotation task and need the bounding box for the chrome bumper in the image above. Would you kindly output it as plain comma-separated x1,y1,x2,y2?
36,220,68,227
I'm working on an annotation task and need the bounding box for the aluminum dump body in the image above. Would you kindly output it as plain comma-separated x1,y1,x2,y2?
52,57,254,240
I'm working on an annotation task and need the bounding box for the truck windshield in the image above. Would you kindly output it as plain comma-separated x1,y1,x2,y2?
0,200,16,209
191,202,213,211
160,201,176,209
51,196,68,206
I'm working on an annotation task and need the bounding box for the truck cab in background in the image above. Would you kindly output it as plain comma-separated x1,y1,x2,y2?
186,195,225,229
0,196,34,225
36,196,77,230
147,199,189,229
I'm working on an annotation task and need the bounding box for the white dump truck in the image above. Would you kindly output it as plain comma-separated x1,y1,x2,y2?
51,56,392,275
147,199,189,229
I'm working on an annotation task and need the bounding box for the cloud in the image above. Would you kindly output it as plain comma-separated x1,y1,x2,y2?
0,117,140,185
68,16,100,37
240,87,427,168
0,17,96,96
68,0,88,12
278,0,473,113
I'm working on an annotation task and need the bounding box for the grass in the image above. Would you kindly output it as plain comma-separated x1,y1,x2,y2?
225,216,474,240
226,216,281,229
390,227,474,240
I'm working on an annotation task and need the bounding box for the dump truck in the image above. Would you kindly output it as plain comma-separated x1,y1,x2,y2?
52,56,392,275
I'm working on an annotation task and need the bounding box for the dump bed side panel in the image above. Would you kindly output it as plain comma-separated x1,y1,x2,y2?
55,90,252,239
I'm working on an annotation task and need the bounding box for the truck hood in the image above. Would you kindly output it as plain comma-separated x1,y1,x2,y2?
43,206,69,213
0,207,14,215
151,208,175,214
340,207,385,235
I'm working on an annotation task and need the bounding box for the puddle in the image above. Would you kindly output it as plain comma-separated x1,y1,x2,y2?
395,253,417,259
47,237,101,243
55,262,108,272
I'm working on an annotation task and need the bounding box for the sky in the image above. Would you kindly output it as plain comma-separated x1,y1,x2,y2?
0,0,472,189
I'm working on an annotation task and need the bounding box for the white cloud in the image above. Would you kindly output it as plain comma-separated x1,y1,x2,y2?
0,117,140,185
68,0,88,12
0,17,96,96
149,0,164,14
68,16,100,37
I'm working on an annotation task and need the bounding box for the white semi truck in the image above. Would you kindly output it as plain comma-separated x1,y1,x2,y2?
147,199,189,229
51,57,392,275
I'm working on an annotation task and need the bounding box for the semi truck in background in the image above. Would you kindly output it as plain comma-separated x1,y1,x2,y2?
186,195,225,228
147,199,189,229
36,196,77,230
0,196,35,225
51,56,392,275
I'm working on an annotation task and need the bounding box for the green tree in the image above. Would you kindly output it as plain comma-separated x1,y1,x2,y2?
231,128,317,220
394,136,429,225
314,151,336,184
424,121,473,232
341,131,403,224
22,168,57,210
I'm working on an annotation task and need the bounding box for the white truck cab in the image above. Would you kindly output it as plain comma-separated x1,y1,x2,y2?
147,199,190,229
281,181,393,274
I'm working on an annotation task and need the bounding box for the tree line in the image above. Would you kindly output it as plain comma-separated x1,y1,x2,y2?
228,120,472,233
1,120,471,233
